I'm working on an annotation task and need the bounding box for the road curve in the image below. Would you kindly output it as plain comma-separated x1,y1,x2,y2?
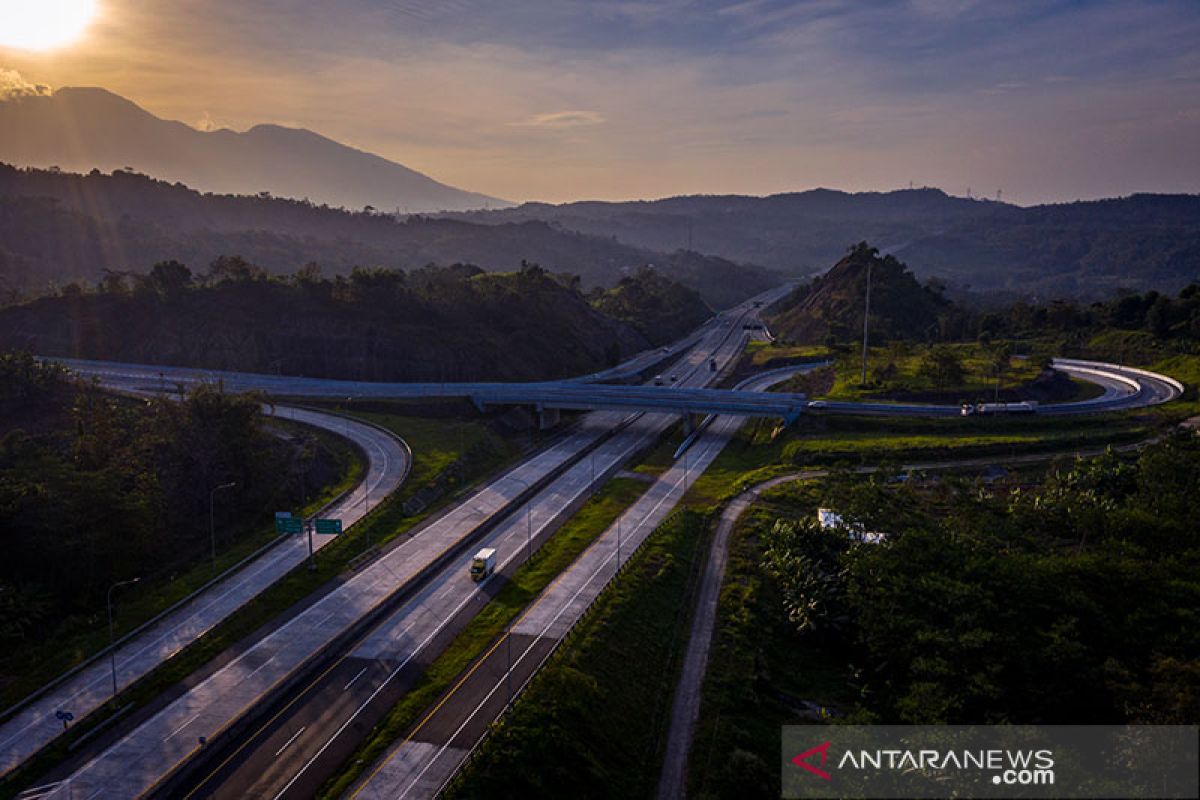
0,405,410,781
809,358,1182,418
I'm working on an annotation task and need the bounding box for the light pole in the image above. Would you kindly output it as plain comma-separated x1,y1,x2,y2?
860,261,872,387
107,577,141,696
508,475,535,563
505,630,513,707
616,514,623,570
209,482,237,573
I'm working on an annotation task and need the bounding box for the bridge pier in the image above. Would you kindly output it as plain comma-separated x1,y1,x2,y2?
535,404,561,430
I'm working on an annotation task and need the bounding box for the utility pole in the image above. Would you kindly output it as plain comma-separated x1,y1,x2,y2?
860,261,872,386
107,577,141,696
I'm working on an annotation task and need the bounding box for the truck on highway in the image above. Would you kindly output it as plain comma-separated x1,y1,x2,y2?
961,401,1039,416
470,548,496,581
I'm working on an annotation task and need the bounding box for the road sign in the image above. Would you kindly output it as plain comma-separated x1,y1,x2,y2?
275,516,303,535
314,518,342,536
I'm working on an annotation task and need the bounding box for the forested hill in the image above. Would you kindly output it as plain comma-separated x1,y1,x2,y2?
769,243,950,344
0,164,778,308
442,188,1200,297
0,262,710,381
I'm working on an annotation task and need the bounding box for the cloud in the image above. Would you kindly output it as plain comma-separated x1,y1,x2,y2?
510,110,606,128
0,67,51,100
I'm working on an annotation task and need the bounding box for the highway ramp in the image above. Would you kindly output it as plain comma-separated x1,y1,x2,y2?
0,406,410,781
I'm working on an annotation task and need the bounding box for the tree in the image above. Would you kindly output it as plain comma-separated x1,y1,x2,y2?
917,345,965,390
147,260,192,296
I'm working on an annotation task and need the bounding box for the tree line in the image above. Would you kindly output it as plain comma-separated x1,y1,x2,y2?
762,433,1200,724
0,353,334,645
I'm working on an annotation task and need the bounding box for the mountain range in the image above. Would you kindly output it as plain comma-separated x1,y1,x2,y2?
0,164,778,308
0,86,505,213
443,190,1200,298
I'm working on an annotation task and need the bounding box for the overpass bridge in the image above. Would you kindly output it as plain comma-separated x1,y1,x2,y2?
50,355,1182,428
53,359,813,424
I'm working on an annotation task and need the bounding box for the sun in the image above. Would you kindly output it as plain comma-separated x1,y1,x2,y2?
0,0,98,51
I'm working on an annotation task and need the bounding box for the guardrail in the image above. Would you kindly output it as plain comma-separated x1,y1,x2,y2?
1053,358,1186,397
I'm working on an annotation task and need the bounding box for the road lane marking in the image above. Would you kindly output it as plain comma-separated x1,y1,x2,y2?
274,726,307,758
164,711,202,741
343,667,369,691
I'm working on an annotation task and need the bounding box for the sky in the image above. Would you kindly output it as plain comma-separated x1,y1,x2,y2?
1,0,1198,205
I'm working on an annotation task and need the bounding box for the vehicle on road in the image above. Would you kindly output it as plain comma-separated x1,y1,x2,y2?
669,374,679,383
961,401,1039,416
653,375,665,386
470,548,496,581
808,400,827,409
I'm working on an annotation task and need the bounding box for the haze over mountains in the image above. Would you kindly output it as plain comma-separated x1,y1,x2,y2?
445,190,1200,297
0,164,778,308
0,82,1197,304
0,85,506,213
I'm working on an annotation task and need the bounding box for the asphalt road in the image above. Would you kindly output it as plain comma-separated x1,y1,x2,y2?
346,362,818,799
35,290,776,800
0,405,410,782
167,296,771,799
347,352,1185,799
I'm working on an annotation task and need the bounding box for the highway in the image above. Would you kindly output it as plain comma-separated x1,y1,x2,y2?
345,354,1183,799
16,299,1182,797
346,363,817,799
136,298,772,799
35,290,779,799
0,406,410,782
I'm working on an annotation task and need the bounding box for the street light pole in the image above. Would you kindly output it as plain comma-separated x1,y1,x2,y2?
508,475,535,563
617,515,622,570
209,482,237,573
107,577,141,696
861,261,872,387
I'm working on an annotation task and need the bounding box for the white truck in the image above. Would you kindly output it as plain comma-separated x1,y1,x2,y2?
961,400,1039,416
470,547,496,582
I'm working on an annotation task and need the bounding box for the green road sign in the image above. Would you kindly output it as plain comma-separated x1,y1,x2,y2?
314,518,343,535
275,516,304,535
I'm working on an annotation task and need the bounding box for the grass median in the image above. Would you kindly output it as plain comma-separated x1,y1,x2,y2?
319,476,651,798
442,509,713,800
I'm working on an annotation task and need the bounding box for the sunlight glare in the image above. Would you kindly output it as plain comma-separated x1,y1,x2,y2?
0,0,98,51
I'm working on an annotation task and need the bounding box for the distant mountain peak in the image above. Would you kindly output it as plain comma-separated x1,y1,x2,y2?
0,83,508,212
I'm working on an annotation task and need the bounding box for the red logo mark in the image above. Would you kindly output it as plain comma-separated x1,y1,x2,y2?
791,741,832,781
